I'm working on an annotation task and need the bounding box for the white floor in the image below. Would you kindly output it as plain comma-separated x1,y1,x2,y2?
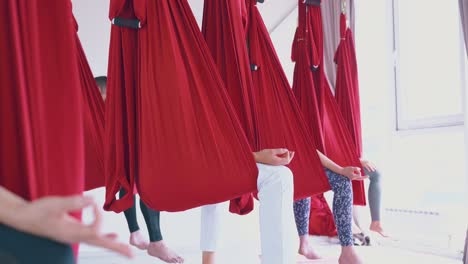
78,189,465,264
78,238,461,264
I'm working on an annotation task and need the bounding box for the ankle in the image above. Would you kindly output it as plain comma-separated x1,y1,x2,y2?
341,245,356,255
300,235,310,244
202,251,216,264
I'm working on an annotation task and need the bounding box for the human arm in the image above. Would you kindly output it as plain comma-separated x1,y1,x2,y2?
0,186,133,258
253,148,295,166
316,150,367,181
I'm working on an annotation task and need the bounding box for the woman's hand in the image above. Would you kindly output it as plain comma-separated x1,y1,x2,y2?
253,149,295,166
360,159,376,172
340,166,368,181
15,196,133,258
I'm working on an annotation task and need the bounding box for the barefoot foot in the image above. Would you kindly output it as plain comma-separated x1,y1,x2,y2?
370,221,389,237
147,241,184,263
298,236,321,260
338,247,363,264
129,230,149,250
299,246,322,259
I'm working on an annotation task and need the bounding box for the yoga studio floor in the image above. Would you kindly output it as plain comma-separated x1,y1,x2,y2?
78,192,462,264
79,239,460,264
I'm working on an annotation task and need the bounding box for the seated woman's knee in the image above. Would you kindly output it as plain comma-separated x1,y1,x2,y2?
369,170,381,182
272,166,294,190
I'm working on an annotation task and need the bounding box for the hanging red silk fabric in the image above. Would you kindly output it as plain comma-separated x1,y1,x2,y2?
202,0,258,215
0,0,84,255
72,20,106,191
293,1,366,206
0,0,84,202
291,0,337,236
243,0,330,199
104,0,139,212
104,0,258,213
335,13,362,158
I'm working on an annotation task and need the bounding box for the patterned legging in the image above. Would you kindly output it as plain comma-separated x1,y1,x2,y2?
294,168,353,246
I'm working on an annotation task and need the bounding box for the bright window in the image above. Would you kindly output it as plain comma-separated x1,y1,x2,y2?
393,0,466,130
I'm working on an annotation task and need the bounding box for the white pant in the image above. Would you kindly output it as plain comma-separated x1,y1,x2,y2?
200,163,297,264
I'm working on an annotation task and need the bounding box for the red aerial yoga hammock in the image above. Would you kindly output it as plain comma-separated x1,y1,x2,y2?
291,0,366,235
335,13,362,158
72,19,106,192
104,0,259,213
239,0,330,200
202,0,259,215
0,0,85,255
291,0,336,237
0,0,84,206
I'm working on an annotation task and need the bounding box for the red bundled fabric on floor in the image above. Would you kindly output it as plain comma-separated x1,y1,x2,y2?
73,21,106,192
104,0,259,213
242,0,331,199
335,13,363,158
309,194,338,237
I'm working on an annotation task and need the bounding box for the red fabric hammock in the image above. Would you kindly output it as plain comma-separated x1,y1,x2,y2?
291,1,366,235
104,0,139,212
0,0,84,201
293,1,366,205
0,0,84,255
104,0,259,213
202,0,258,215
73,21,106,191
291,0,337,236
243,0,331,199
335,13,362,157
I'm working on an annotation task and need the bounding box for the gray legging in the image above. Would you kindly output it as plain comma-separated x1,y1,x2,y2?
365,168,382,222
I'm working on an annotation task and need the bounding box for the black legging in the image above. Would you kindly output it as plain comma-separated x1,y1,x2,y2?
119,189,163,242
0,224,75,264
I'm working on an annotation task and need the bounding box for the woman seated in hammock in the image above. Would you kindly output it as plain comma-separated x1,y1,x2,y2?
201,149,367,264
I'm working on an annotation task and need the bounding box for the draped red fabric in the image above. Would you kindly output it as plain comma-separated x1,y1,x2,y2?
0,0,84,203
73,26,106,191
202,0,258,150
244,0,330,199
292,1,365,235
0,0,84,254
105,0,259,213
292,1,337,236
291,1,325,154
298,2,365,205
104,0,139,212
202,0,258,215
335,13,362,157
309,194,338,237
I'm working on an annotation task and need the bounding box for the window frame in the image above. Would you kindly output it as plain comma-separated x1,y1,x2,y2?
392,0,467,131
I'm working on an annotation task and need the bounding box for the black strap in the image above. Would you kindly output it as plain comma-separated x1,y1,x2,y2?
112,17,141,29
304,0,321,6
